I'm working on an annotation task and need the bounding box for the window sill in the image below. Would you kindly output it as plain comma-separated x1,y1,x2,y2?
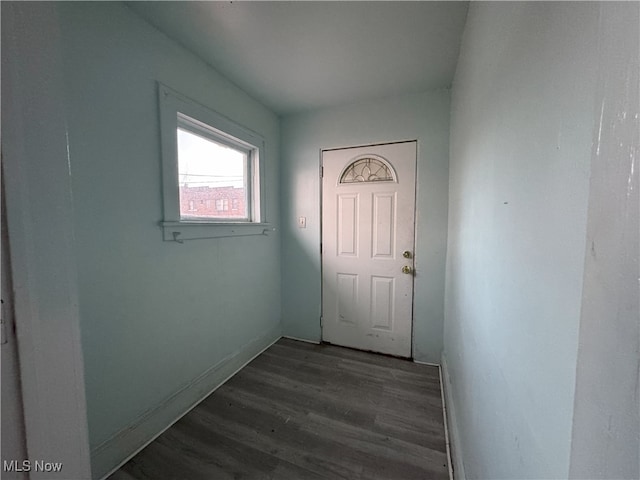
161,221,274,242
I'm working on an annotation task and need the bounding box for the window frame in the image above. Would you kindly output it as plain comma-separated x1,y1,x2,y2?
158,83,269,242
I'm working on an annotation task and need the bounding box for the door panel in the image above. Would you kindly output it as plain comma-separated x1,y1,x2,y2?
322,142,416,357
371,276,394,330
372,193,395,258
337,194,359,256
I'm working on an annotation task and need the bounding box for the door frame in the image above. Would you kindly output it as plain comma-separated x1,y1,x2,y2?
319,140,419,358
2,3,92,478
1,173,29,477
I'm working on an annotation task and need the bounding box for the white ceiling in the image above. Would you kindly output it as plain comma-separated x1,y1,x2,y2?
127,1,469,115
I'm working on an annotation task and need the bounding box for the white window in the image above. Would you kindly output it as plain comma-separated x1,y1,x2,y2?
158,84,268,242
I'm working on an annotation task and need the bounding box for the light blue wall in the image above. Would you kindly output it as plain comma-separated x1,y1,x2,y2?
569,3,640,479
54,3,281,476
444,2,613,478
281,91,450,363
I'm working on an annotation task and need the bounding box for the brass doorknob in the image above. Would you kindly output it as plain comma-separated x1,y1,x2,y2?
403,251,412,258
402,265,413,274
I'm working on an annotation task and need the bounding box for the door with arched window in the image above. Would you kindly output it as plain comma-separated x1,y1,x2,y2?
321,141,417,357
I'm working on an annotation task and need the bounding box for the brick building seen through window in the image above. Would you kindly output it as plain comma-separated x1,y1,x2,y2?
180,185,246,218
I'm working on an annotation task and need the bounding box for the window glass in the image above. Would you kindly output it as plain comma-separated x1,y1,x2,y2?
177,128,248,220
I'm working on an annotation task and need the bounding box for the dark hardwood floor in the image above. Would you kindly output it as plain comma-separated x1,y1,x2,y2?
108,338,449,480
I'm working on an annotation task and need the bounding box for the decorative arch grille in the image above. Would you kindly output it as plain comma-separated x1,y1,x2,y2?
339,157,396,184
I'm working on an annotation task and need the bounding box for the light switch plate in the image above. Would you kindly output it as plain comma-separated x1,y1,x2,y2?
298,216,307,228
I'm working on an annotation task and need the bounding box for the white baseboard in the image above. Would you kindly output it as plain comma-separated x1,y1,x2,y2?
282,335,321,345
94,327,282,479
441,355,466,480
438,364,454,480
413,359,440,367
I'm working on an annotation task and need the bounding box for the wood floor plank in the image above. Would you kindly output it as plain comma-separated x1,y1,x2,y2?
108,339,449,480
234,365,387,417
273,340,440,383
190,402,366,479
216,381,377,432
301,412,447,470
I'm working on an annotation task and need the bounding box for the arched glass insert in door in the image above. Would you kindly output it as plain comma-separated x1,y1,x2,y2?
339,156,397,184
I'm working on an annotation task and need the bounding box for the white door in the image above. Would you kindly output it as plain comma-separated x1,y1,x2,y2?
322,142,416,358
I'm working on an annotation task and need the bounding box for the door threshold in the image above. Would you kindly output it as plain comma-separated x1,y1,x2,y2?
320,340,413,361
